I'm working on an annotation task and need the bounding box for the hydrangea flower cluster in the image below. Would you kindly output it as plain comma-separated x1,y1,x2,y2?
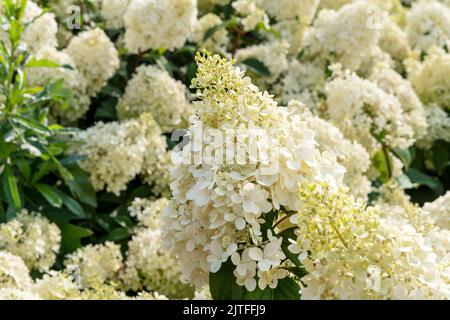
117,65,191,132
0,210,61,272
162,52,345,289
124,0,198,53
290,182,449,300
73,113,169,196
122,197,194,298
64,242,124,289
289,100,372,199
65,28,120,97
325,66,415,155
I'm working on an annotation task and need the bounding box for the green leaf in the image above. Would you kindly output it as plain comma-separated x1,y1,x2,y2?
15,159,31,183
35,183,63,208
432,146,449,173
209,259,245,300
1,165,22,209
406,168,444,195
10,115,52,136
209,259,301,300
26,58,60,68
392,148,412,170
273,278,300,300
104,227,131,242
241,58,271,77
204,23,225,42
56,190,85,217
373,149,393,183
60,223,93,253
65,165,97,207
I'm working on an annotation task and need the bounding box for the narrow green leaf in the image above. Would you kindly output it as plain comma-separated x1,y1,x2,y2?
2,165,21,209
56,190,85,217
104,228,131,242
10,114,52,135
26,58,60,68
407,168,444,195
35,183,63,208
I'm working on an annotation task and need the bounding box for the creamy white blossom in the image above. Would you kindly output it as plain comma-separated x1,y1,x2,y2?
65,28,120,97
73,114,169,196
64,242,124,289
124,0,197,53
117,65,191,132
0,210,61,272
0,251,33,291
406,1,450,52
162,52,345,289
101,0,130,29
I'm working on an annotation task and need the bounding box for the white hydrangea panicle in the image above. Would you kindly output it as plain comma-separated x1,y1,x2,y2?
407,46,450,110
101,0,130,29
406,0,450,52
258,0,320,23
0,1,58,54
73,113,169,196
232,0,269,32
189,13,229,54
27,46,91,122
162,52,345,290
423,191,450,230
64,242,124,289
370,62,428,141
235,40,289,85
417,104,450,149
128,197,169,229
65,28,120,97
289,100,372,199
124,0,198,53
325,66,415,155
33,271,80,300
291,182,450,300
379,18,410,62
0,210,61,272
0,288,41,300
117,65,191,132
280,60,326,109
121,197,194,298
303,1,384,71
0,251,33,291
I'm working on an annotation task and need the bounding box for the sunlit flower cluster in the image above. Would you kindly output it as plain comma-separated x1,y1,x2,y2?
162,52,345,289
325,66,415,155
117,65,191,132
406,1,450,52
124,0,198,53
291,182,449,300
65,28,120,96
64,242,123,289
73,113,169,196
423,191,450,230
0,210,61,272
